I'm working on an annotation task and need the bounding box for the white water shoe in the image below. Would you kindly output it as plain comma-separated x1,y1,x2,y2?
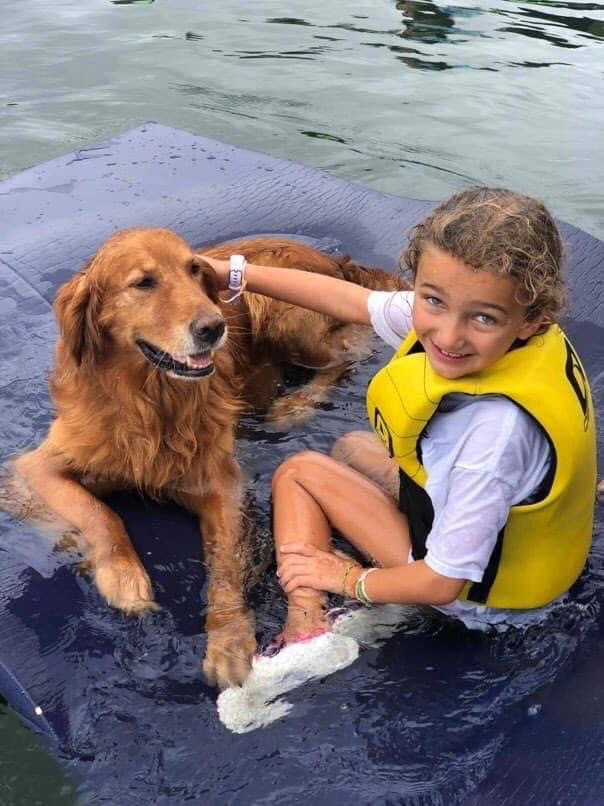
217,631,359,734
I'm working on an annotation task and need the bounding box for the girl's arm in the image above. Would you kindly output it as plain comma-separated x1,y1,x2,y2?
200,256,372,326
278,543,465,606
357,561,465,605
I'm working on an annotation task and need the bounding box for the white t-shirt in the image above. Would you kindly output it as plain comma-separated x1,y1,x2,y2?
367,290,560,630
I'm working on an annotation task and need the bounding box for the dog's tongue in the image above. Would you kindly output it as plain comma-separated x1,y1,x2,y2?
185,351,213,369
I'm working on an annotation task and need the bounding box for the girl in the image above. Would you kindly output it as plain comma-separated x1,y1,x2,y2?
204,187,597,643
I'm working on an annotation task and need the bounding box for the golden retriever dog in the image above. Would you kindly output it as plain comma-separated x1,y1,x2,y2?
1,228,404,688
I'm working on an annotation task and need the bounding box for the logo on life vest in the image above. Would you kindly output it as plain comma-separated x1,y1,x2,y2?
564,338,590,430
373,408,394,457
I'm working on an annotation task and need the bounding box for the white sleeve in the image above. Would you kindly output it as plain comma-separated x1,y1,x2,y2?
367,290,415,349
423,401,551,582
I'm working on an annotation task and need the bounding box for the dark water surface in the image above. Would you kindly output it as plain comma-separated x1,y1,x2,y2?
0,1,603,804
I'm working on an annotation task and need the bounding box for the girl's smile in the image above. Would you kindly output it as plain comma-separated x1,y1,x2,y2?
413,247,544,379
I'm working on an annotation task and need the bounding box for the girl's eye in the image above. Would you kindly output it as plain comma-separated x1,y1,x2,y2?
475,313,496,326
425,295,442,307
133,275,157,290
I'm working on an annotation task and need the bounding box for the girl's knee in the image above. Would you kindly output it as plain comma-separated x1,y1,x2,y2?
330,430,373,463
272,450,327,491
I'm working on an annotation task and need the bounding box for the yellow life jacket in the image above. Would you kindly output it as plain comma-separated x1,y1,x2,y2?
366,325,597,609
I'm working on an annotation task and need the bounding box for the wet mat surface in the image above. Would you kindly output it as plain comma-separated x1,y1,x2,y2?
0,124,603,804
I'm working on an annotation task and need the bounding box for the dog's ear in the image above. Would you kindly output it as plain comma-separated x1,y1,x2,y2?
53,263,104,366
193,257,220,304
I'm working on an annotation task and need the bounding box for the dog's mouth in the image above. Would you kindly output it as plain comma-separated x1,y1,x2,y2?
136,340,215,378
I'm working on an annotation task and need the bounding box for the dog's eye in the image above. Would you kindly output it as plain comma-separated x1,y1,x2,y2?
190,263,201,277
132,275,157,290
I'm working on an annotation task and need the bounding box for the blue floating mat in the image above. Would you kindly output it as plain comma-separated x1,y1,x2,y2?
0,124,603,804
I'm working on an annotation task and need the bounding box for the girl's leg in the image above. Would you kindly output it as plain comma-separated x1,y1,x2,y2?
272,450,410,640
330,430,399,497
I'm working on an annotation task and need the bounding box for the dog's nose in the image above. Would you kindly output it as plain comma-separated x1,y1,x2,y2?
189,315,225,347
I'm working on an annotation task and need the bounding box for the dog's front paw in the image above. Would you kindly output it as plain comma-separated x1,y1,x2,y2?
94,551,158,614
203,618,256,689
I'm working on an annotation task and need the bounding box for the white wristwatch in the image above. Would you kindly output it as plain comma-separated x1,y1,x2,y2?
228,254,247,297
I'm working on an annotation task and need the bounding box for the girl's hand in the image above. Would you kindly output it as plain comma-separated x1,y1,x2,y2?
278,542,362,595
196,255,230,290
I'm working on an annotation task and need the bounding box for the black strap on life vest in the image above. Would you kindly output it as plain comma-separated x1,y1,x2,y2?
465,526,505,604
398,469,434,560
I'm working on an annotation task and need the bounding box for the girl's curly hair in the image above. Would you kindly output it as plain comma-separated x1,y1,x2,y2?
401,187,566,326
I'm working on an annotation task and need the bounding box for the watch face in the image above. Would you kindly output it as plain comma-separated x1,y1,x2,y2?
229,269,243,287
229,254,246,291
229,254,246,273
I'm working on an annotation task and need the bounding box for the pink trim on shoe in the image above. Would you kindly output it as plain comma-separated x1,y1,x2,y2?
287,626,330,643
258,626,330,658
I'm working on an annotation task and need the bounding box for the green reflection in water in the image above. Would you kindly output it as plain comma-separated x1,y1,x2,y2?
0,698,78,805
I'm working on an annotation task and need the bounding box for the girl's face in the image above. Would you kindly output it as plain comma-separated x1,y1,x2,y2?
412,246,544,379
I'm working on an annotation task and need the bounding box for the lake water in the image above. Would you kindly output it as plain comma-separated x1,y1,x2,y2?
1,0,603,803
1,0,603,238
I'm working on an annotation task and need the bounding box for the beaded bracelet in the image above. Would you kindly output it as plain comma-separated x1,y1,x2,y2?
341,561,357,597
355,567,378,607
